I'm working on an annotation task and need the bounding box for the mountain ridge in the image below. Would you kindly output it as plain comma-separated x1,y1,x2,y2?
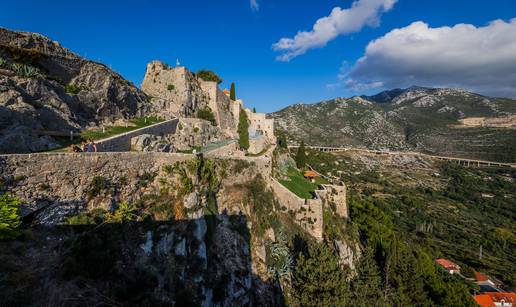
269,86,516,162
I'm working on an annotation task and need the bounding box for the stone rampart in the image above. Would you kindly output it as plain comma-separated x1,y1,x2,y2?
95,118,178,152
0,152,193,220
270,178,323,241
315,183,347,219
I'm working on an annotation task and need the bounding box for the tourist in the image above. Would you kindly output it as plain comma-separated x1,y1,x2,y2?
85,139,97,152
81,140,88,152
70,144,83,152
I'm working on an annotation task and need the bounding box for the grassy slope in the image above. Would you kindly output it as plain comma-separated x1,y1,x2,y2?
278,167,328,199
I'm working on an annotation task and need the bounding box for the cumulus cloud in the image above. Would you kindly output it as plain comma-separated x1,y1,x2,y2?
250,0,259,11
272,0,397,61
344,19,516,97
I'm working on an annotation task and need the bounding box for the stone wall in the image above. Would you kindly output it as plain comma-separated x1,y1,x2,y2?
270,178,323,241
0,152,194,221
246,110,275,144
199,80,238,135
315,183,347,219
95,118,178,152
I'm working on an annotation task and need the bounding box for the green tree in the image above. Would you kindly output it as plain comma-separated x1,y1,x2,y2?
295,141,307,169
0,194,21,240
253,107,256,113
230,82,236,100
196,69,222,84
291,243,350,306
238,109,250,150
352,245,384,306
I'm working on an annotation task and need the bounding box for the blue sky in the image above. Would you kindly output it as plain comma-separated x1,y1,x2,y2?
1,0,516,112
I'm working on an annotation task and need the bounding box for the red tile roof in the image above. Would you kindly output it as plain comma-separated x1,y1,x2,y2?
303,170,319,178
436,258,460,271
474,292,516,307
474,294,494,307
475,271,490,282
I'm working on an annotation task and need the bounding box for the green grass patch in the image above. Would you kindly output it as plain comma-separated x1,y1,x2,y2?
48,117,163,152
278,167,319,199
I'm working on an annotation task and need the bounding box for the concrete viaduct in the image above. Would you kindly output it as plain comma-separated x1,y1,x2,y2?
288,145,516,169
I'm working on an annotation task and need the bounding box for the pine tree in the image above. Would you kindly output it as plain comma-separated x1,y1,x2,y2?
295,141,307,169
352,245,384,306
230,82,236,100
237,109,250,150
291,243,350,306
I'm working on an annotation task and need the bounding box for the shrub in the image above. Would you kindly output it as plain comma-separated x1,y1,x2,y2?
266,229,293,278
105,202,139,223
167,84,175,91
193,127,200,133
196,69,222,84
138,172,156,188
0,57,6,67
11,62,40,78
196,107,217,126
0,194,21,240
65,84,81,94
87,176,107,199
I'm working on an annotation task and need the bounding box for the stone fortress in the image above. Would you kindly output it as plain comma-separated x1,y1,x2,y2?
140,60,274,154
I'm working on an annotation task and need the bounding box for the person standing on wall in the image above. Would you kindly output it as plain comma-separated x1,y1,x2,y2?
85,139,97,152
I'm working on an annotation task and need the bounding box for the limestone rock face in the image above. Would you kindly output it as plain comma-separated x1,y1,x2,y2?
141,61,210,119
0,28,148,153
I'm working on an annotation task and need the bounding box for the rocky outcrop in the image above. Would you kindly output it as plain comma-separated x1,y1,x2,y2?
0,28,148,153
141,61,210,119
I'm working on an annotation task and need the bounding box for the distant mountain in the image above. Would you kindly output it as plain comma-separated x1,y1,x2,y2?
0,28,148,153
269,87,516,162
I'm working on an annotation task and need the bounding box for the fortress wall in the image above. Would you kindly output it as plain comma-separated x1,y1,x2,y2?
316,183,348,219
270,178,323,241
95,118,179,152
199,80,220,123
0,152,194,220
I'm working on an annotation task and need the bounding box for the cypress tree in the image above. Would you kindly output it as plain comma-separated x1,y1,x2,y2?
230,82,236,100
253,107,256,113
237,109,249,150
295,141,307,169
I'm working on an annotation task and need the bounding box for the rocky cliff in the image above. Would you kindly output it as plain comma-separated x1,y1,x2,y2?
0,28,148,153
0,153,284,305
270,87,516,162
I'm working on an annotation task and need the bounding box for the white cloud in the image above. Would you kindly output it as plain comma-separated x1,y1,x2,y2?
272,0,397,61
344,19,516,97
250,0,259,12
